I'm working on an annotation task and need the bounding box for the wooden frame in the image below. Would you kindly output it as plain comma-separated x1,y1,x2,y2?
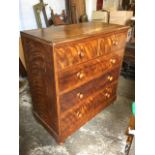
33,0,49,28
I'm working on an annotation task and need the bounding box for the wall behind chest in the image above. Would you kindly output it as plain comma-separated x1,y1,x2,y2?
19,0,65,30
19,0,97,31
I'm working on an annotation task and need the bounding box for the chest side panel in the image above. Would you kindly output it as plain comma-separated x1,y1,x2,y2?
21,34,59,134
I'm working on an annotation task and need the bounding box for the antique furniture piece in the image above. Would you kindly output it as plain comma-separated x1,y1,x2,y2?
19,58,27,77
19,38,27,77
21,22,129,143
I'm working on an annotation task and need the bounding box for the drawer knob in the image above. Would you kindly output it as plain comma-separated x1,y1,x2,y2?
110,58,116,64
96,59,101,63
76,111,82,118
105,93,110,98
77,92,84,99
78,51,85,58
112,40,118,46
77,72,84,79
107,75,113,81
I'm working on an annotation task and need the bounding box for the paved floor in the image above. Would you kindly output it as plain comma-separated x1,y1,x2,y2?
19,76,135,155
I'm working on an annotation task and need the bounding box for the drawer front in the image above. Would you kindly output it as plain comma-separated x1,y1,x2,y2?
98,33,127,55
60,82,117,136
58,51,123,93
60,67,120,112
55,32,127,71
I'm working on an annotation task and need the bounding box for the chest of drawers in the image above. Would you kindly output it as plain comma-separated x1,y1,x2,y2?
21,22,129,143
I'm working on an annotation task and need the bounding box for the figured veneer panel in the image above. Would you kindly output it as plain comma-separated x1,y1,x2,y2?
58,51,123,94
55,32,127,71
21,22,129,143
60,82,118,139
21,36,59,134
60,67,120,112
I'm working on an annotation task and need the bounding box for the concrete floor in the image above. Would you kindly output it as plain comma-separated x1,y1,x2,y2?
19,76,135,155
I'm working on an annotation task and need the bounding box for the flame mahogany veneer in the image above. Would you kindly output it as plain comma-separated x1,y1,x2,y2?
21,22,129,143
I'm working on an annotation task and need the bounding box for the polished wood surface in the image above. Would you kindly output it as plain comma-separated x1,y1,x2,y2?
21,22,129,143
54,31,127,71
60,67,120,112
21,22,128,43
21,37,59,133
61,83,118,139
58,51,123,93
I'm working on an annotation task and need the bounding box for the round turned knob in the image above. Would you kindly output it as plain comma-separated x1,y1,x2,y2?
78,51,85,58
96,59,101,63
77,92,84,99
89,97,93,101
105,93,110,98
115,40,118,45
76,111,82,118
77,72,84,79
110,58,116,64
112,40,118,46
107,75,113,81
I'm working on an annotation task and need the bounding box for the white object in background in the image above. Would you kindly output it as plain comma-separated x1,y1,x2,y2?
86,0,97,21
131,16,135,21
92,11,108,23
110,11,133,25
92,11,133,25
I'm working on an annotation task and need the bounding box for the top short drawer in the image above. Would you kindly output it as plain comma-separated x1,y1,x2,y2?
54,32,127,71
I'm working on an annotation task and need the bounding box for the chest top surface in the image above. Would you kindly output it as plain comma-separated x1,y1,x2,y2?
21,22,129,44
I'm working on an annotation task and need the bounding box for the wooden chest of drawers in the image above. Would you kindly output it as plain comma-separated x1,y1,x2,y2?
21,22,129,143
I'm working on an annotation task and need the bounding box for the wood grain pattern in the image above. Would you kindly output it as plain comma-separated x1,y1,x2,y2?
60,67,120,112
58,50,124,93
21,36,59,133
60,82,118,139
21,22,129,143
55,32,127,71
21,22,129,44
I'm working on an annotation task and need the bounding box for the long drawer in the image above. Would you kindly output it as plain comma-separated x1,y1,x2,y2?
60,67,120,112
60,82,118,136
55,32,127,71
58,50,124,94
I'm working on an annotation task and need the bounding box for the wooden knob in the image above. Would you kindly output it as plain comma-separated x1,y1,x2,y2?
78,51,85,58
89,97,93,101
77,92,84,99
105,87,112,93
115,41,118,45
76,111,82,118
110,58,116,64
77,72,84,79
105,93,110,98
107,75,113,81
112,40,118,46
96,59,101,62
